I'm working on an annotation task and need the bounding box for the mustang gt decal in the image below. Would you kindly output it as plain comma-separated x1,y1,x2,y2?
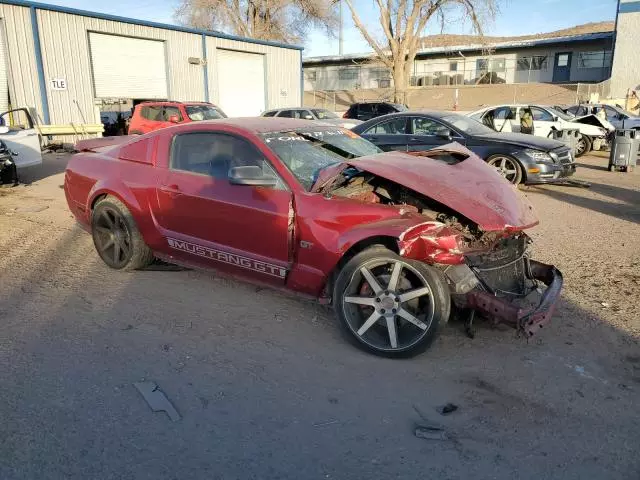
167,238,287,279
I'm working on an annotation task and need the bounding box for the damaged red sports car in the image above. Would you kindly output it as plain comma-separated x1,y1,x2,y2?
65,118,562,357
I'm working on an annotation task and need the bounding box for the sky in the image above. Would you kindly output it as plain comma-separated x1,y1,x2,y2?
43,0,619,58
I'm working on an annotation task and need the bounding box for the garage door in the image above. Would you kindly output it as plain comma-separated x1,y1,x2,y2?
89,33,168,99
0,22,8,113
217,49,265,117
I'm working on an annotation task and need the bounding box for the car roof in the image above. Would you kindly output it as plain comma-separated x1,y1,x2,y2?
192,117,336,133
139,101,216,107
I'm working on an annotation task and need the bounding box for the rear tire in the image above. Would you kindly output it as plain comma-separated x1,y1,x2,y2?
575,134,592,157
91,196,154,271
333,247,450,358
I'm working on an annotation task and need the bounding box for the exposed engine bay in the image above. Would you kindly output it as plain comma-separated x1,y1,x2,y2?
320,168,495,247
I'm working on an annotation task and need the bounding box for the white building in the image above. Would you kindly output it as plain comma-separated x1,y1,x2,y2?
0,0,303,134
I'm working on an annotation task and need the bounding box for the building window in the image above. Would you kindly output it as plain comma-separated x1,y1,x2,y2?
449,61,458,72
476,58,505,72
338,68,359,80
305,70,316,81
490,58,505,72
578,51,612,69
369,68,390,79
517,55,548,71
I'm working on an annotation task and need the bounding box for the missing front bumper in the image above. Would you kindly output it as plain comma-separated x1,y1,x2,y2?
463,260,563,336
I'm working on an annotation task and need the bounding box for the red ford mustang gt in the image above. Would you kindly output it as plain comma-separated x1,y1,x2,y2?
65,118,562,357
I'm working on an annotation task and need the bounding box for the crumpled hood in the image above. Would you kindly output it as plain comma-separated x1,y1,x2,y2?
335,143,539,232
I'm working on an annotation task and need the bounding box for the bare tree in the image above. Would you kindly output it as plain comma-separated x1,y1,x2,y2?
343,0,497,102
175,0,337,44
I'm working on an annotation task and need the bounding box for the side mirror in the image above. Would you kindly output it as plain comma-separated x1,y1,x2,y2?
228,165,277,187
304,115,314,120
436,128,453,140
0,126,8,134
168,115,180,124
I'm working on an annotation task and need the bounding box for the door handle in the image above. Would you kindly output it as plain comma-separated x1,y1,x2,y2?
160,184,182,198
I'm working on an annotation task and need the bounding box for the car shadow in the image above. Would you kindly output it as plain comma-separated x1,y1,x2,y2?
575,161,609,172
18,152,70,184
528,184,640,224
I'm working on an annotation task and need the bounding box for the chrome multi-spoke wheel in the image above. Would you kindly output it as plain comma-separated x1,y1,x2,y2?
333,248,450,357
91,196,154,270
486,155,522,184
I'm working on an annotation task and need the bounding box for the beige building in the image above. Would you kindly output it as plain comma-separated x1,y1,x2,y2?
0,0,302,135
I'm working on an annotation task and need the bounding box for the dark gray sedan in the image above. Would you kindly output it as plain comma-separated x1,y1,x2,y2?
351,111,576,185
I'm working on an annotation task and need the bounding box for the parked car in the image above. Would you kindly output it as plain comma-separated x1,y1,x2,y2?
343,102,408,122
351,111,575,185
563,103,640,130
468,104,609,157
128,101,227,135
0,108,42,169
66,118,562,357
261,107,362,129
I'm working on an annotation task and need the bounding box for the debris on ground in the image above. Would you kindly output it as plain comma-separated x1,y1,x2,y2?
439,403,459,415
133,381,181,422
414,425,447,441
13,205,49,213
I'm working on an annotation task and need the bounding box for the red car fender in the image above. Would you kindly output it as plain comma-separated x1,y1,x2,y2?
85,179,164,249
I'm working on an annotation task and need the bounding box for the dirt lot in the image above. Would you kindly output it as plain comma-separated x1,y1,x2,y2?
1,153,639,480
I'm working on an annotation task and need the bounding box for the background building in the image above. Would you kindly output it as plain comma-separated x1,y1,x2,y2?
303,22,614,92
0,0,303,136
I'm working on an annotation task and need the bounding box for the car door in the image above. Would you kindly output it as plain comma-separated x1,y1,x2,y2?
154,131,291,284
358,116,409,151
357,104,376,121
530,106,556,137
0,108,42,168
406,116,464,152
603,105,623,129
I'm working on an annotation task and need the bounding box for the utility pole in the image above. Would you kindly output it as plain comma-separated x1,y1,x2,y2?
339,0,343,55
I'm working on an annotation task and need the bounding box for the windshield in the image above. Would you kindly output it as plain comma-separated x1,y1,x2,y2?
261,129,381,190
441,114,495,136
311,109,338,119
186,105,227,121
549,107,575,122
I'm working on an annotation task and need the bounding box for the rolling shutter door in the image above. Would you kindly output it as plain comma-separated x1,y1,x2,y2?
217,49,265,117
89,33,168,99
0,22,8,113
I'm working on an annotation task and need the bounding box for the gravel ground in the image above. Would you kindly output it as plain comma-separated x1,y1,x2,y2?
0,153,638,480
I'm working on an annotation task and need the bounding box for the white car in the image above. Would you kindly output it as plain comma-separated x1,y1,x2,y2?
468,104,609,157
261,107,362,129
0,108,43,169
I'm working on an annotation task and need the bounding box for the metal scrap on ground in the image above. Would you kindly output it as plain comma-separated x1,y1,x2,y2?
133,381,181,422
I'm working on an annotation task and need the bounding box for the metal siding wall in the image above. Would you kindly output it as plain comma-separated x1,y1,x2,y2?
0,4,42,119
36,9,205,126
206,36,300,110
610,5,640,98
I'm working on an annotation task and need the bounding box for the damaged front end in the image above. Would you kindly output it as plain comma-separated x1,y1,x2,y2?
318,146,563,337
439,235,563,337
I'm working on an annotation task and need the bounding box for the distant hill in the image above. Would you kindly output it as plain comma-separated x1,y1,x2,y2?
419,21,615,49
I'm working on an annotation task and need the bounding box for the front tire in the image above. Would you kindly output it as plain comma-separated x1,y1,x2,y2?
91,196,154,270
333,247,450,358
575,134,592,157
486,154,523,185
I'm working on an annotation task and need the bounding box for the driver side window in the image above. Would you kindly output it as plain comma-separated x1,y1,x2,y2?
365,117,407,135
410,117,442,135
170,132,285,189
531,107,554,122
